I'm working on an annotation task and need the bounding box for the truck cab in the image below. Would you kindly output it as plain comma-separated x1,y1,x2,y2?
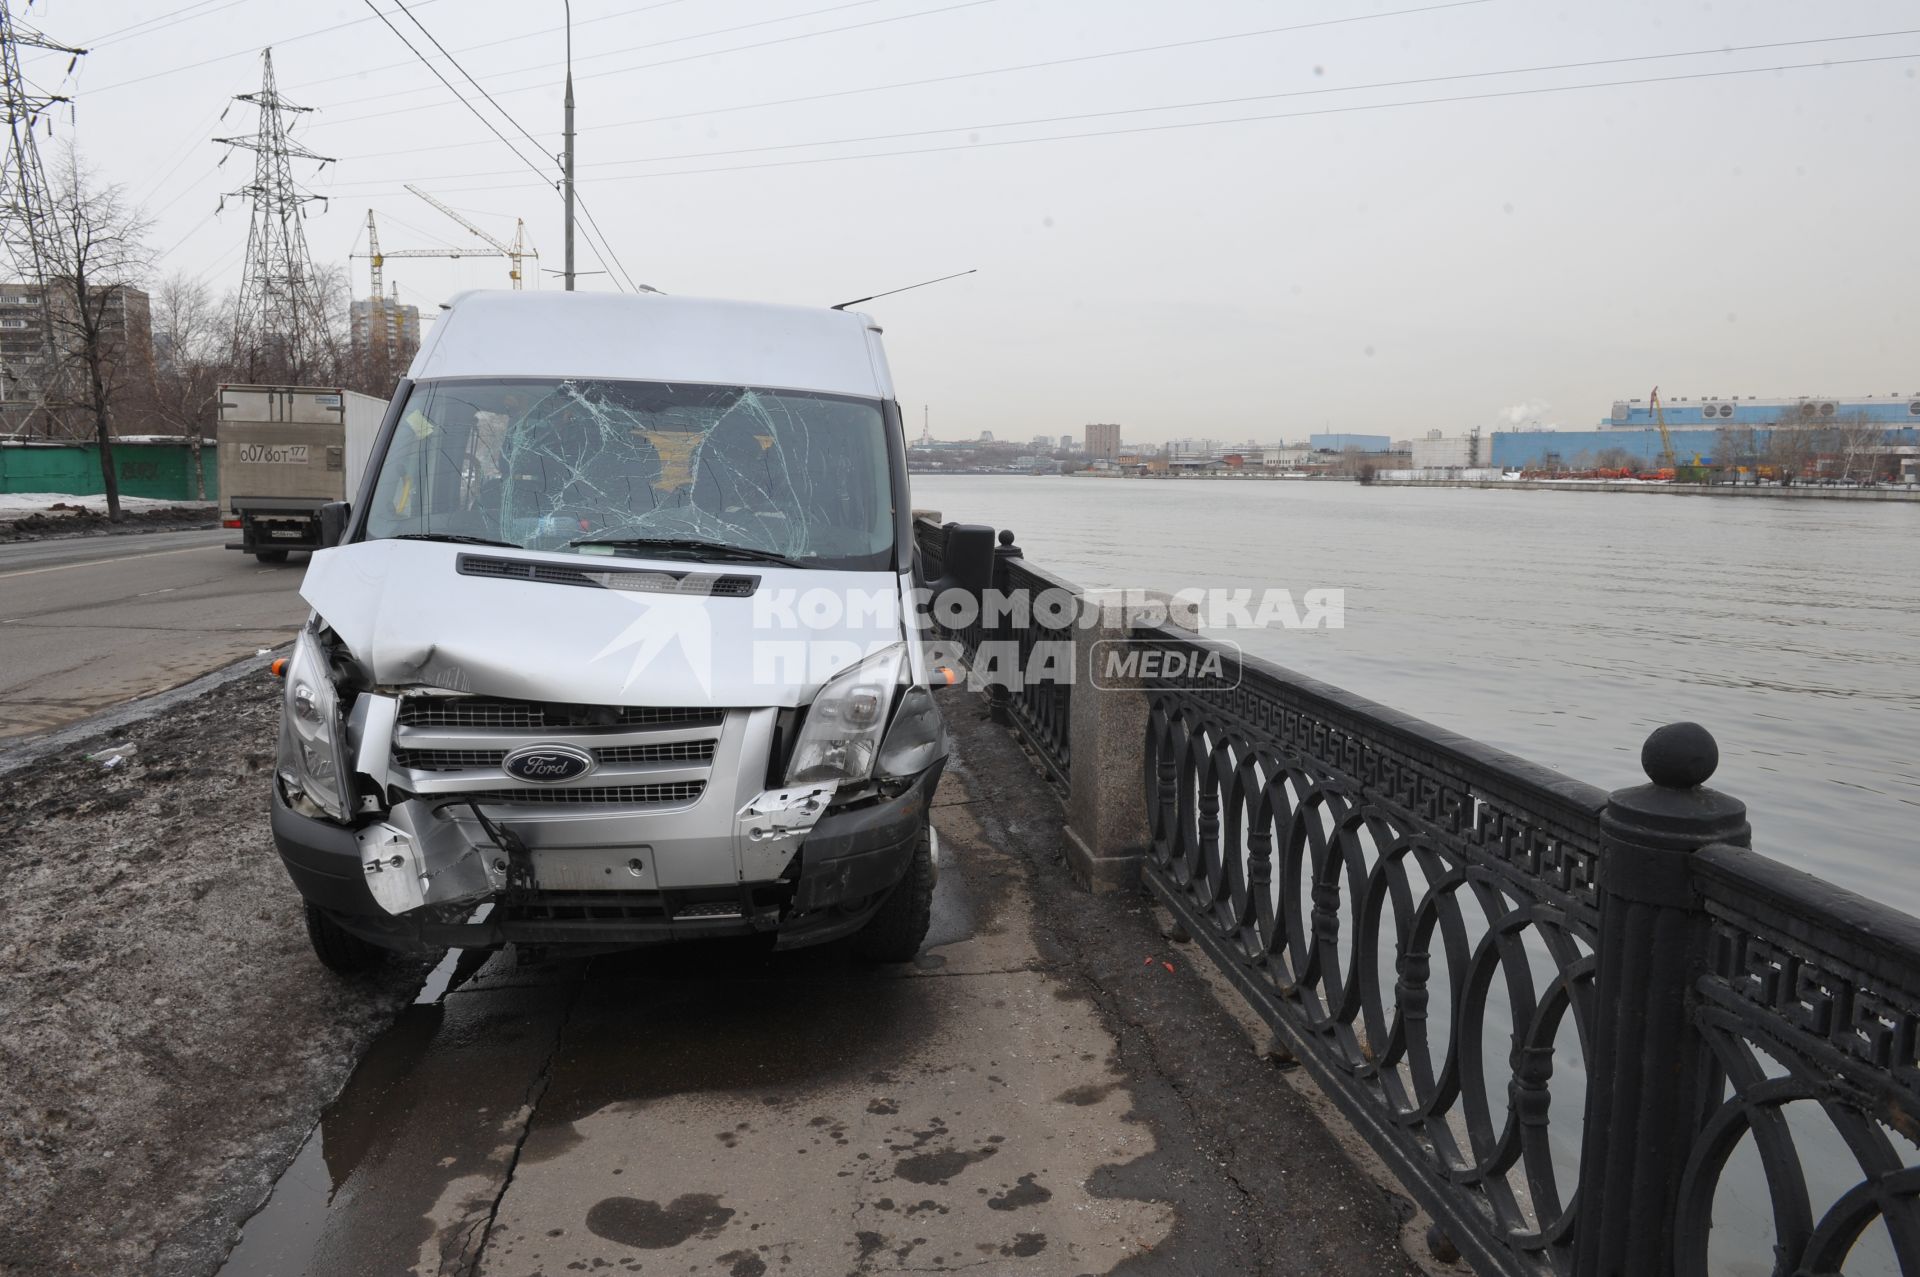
271,292,958,968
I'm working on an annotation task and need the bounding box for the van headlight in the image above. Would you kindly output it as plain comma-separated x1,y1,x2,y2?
277,627,351,821
786,644,906,785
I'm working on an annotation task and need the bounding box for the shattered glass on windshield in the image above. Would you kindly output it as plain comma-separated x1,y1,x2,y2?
363,378,896,567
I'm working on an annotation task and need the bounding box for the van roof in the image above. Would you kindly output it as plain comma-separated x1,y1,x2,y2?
407,291,891,400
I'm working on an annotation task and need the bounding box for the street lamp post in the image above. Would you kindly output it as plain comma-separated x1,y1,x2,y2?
562,0,575,291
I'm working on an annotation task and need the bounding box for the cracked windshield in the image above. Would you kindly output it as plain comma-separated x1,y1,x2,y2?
363,378,895,566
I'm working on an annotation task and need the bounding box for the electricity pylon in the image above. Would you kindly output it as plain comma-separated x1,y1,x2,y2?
0,1,83,434
0,0,80,283
215,48,337,380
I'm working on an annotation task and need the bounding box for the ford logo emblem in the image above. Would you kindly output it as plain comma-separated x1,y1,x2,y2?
501,744,595,784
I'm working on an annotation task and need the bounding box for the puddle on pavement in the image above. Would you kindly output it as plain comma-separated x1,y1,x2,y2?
211,822,992,1276
212,948,489,1277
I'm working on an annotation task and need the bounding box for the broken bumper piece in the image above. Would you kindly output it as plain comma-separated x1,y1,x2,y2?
356,802,507,916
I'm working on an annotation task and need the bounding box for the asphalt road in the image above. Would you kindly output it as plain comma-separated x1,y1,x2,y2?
0,531,311,740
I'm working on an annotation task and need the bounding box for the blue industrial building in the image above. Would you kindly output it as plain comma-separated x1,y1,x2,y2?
1490,425,1920,469
1603,393,1920,428
1311,432,1392,453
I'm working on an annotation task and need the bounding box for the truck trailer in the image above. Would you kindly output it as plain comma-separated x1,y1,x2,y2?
218,384,388,562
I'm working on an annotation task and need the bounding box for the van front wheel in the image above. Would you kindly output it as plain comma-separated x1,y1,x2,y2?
851,824,934,963
303,902,387,975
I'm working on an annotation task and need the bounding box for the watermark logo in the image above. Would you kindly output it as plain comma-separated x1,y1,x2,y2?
1089,639,1242,690
581,582,1336,693
591,593,717,695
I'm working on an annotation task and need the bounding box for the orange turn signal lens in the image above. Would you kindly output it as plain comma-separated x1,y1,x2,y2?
935,665,958,686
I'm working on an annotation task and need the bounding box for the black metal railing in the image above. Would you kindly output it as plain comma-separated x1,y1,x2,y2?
914,518,1073,788
1678,845,1920,1277
911,519,1920,1271
995,552,1075,787
1134,624,1605,1275
1128,624,1920,1277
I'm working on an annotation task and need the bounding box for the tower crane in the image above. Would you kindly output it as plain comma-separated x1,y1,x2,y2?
406,184,536,289
352,209,501,366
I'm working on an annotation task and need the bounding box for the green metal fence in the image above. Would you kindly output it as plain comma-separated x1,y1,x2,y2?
0,441,216,502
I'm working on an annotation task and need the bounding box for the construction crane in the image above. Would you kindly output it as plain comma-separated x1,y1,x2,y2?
1649,385,1678,471
353,209,500,367
406,184,535,289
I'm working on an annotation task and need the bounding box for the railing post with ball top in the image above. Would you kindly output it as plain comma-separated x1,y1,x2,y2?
1573,721,1751,1276
986,530,1022,725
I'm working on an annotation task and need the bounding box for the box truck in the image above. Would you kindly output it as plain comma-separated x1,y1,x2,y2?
218,384,388,562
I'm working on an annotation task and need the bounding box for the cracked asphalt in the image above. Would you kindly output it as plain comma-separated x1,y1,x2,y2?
210,703,1419,1276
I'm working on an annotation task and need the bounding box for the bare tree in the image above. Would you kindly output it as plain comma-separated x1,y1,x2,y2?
149,273,230,500
1714,426,1762,480
42,150,154,521
1764,415,1816,485
1829,411,1885,483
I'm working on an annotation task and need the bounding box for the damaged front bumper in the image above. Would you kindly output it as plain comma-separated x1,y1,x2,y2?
271,762,942,955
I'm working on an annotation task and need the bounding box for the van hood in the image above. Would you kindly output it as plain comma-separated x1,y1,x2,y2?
301,539,905,709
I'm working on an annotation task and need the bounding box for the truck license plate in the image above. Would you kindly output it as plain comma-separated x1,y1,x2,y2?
270,529,303,538
237,443,310,464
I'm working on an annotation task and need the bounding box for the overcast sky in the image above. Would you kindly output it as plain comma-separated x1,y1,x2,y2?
21,0,1920,442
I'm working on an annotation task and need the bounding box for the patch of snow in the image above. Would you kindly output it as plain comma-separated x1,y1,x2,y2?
0,492,217,515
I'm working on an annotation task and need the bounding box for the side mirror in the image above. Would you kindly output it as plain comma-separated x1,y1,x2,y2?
318,501,351,548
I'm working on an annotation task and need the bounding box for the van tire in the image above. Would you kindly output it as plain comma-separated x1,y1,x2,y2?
852,824,934,963
304,902,386,975
254,550,290,564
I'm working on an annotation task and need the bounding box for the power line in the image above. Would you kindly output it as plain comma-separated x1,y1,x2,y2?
334,51,1920,197
306,0,1488,133
362,0,635,293
388,0,548,158
87,0,249,50
575,198,637,292
84,1,449,95
388,0,638,289
568,20,1920,143
319,31,1920,187
357,0,551,187
283,0,700,93
298,0,891,116
148,161,224,219
307,0,1010,130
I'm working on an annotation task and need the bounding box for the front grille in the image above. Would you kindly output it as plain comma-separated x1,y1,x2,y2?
393,740,717,772
397,698,723,731
392,747,504,771
593,740,716,765
459,781,705,806
458,554,758,597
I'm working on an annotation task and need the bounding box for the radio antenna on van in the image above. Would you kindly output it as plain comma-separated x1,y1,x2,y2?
831,269,976,310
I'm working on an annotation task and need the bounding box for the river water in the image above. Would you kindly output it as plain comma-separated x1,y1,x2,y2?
911,475,1920,916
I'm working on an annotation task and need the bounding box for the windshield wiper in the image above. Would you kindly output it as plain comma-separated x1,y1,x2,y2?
564,534,804,568
387,532,520,548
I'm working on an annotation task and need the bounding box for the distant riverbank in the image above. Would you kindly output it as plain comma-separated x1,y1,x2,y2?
1372,477,1920,501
